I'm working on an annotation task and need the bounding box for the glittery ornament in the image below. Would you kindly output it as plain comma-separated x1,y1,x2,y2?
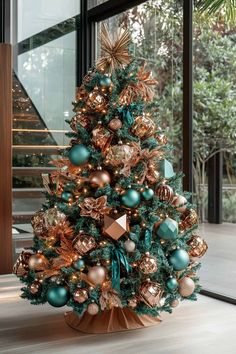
92,125,113,152
105,144,137,168
103,212,129,240
28,281,41,295
131,114,156,139
70,114,91,132
86,88,108,113
31,208,66,238
180,209,198,230
139,253,158,274
139,281,163,308
73,234,96,255
187,235,208,258
13,251,32,277
171,194,187,212
108,118,122,131
73,288,88,303
156,184,173,202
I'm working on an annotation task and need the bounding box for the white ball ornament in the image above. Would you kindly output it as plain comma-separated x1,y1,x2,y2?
124,239,136,252
88,266,106,285
87,303,99,315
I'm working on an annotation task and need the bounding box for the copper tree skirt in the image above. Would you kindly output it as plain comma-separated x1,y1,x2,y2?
65,307,161,333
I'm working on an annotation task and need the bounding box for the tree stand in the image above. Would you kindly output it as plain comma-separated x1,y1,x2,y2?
65,308,161,333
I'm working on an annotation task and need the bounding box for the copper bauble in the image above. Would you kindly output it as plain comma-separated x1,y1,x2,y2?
31,211,46,237
128,297,138,309
28,281,41,295
131,114,156,139
31,208,66,238
13,251,32,277
172,194,187,212
28,253,49,271
187,235,208,258
86,89,108,112
139,281,163,308
108,118,122,131
105,144,137,167
88,266,106,285
73,288,88,303
178,277,195,297
73,234,96,255
180,209,198,230
156,184,173,202
87,303,99,315
92,126,112,152
170,299,180,308
139,254,158,274
70,113,91,132
89,170,111,188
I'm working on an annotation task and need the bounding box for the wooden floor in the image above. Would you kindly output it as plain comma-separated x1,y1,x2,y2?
0,275,236,354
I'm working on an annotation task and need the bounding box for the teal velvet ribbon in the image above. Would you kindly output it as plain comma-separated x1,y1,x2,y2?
117,105,135,127
111,246,131,292
144,228,153,251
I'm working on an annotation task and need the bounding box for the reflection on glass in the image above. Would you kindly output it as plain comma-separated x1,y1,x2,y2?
98,0,183,170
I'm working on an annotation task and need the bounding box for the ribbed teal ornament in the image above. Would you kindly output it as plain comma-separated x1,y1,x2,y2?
73,259,85,270
61,191,73,202
156,217,178,240
169,249,190,271
166,277,179,291
159,159,175,178
99,76,111,87
68,144,90,166
46,286,69,307
121,189,141,208
141,188,154,201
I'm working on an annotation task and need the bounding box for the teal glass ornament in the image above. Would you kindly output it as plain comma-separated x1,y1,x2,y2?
169,249,190,271
141,188,154,201
166,277,179,291
68,144,90,166
61,191,73,202
121,189,141,208
159,159,175,179
99,76,111,87
73,259,85,270
156,217,178,240
46,286,69,307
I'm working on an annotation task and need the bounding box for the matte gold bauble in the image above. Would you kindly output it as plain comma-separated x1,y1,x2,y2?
28,253,49,271
108,118,122,131
172,194,187,212
88,266,106,285
139,254,158,274
73,288,88,303
87,303,99,315
178,277,195,297
28,281,41,295
139,281,163,308
89,170,111,188
73,234,96,255
187,235,208,258
156,184,173,202
131,114,156,139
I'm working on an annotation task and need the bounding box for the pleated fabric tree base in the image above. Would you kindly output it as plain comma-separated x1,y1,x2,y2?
64,308,161,334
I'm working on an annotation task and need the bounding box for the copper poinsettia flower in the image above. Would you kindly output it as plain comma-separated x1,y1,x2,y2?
79,196,112,220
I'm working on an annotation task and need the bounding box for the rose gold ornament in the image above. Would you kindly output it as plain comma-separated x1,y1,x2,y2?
89,170,111,188
172,194,187,212
187,235,208,258
73,234,96,255
108,118,122,131
86,88,108,113
103,213,129,240
74,288,88,303
87,303,99,315
156,184,173,202
178,277,195,297
128,297,138,309
28,253,49,271
92,126,113,153
139,254,158,274
180,209,198,230
139,281,163,308
70,113,91,132
28,281,41,295
131,114,156,139
170,299,179,307
13,251,32,277
88,266,106,285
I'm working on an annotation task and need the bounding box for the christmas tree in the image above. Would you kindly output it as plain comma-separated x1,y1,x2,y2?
13,25,207,332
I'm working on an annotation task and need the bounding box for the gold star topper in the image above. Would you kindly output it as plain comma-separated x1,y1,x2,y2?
96,23,132,73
